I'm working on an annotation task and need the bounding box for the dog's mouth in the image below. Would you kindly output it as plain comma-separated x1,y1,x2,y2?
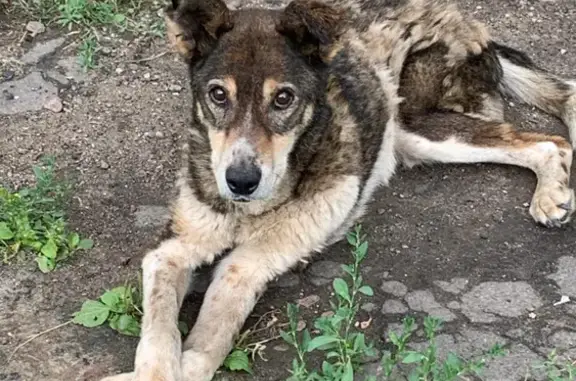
231,196,251,203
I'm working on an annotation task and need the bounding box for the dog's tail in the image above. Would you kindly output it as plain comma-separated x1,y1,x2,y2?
493,42,576,147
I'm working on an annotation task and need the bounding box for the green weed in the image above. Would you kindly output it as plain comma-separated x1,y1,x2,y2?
73,276,189,337
281,226,376,381
536,350,576,381
0,157,93,272
10,0,166,71
380,316,506,381
78,33,97,70
280,226,506,381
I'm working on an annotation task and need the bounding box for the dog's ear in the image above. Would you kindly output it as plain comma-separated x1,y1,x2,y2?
277,0,344,63
165,0,233,61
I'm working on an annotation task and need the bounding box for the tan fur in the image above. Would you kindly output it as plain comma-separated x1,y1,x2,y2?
165,15,194,60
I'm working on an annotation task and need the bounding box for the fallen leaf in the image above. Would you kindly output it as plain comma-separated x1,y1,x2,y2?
553,295,570,306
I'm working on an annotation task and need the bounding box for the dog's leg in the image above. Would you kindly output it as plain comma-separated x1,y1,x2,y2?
101,189,236,381
398,114,574,227
176,175,360,380
99,239,192,381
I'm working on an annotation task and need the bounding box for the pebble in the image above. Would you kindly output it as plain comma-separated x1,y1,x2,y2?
143,73,151,80
297,294,320,308
99,161,110,170
43,96,63,113
26,21,45,37
169,84,183,92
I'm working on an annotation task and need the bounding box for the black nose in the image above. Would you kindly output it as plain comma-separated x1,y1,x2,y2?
225,163,262,196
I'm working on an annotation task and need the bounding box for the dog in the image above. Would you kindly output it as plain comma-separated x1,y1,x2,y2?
101,0,576,380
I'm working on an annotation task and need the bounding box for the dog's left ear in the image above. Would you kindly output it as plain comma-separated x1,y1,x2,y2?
165,0,233,61
277,0,344,63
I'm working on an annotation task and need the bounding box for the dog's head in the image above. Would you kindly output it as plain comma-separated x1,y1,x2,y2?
166,0,343,202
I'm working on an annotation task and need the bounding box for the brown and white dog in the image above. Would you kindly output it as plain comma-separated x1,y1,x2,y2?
101,0,576,380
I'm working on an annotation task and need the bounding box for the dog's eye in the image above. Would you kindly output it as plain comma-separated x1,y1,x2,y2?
273,90,294,110
209,86,228,105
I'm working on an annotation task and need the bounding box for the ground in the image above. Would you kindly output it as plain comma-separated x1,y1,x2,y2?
1,0,576,380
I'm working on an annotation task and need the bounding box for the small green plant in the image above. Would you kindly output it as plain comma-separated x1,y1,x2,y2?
73,277,189,337
281,226,376,381
380,316,506,381
73,282,143,336
78,33,98,70
56,0,125,30
0,157,93,272
280,226,507,381
223,349,253,375
536,350,576,381
10,0,166,71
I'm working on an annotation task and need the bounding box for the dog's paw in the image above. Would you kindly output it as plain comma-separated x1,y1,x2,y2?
181,350,216,381
100,372,134,381
530,186,575,227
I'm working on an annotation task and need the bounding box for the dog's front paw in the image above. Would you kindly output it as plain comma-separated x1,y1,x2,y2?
100,372,134,381
181,350,217,381
530,185,575,227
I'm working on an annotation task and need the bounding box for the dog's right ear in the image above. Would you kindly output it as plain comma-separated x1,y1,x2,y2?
165,0,233,61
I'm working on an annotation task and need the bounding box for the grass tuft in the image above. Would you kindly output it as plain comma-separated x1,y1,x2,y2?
0,157,93,272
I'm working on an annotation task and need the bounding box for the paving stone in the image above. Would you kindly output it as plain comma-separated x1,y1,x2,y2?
548,330,576,349
46,71,70,86
307,260,344,286
57,56,89,83
381,299,408,314
361,302,377,312
447,301,461,310
433,278,469,294
460,282,542,323
404,290,456,321
547,256,576,298
0,72,58,115
134,205,170,228
380,280,408,297
505,328,526,339
411,329,507,366
483,344,544,381
359,362,407,381
20,37,65,64
385,322,418,340
271,273,300,288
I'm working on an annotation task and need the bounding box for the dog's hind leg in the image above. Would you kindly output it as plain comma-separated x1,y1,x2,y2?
397,112,574,227
494,43,576,147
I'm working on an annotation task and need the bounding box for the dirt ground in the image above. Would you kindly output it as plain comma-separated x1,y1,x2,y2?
1,1,576,380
